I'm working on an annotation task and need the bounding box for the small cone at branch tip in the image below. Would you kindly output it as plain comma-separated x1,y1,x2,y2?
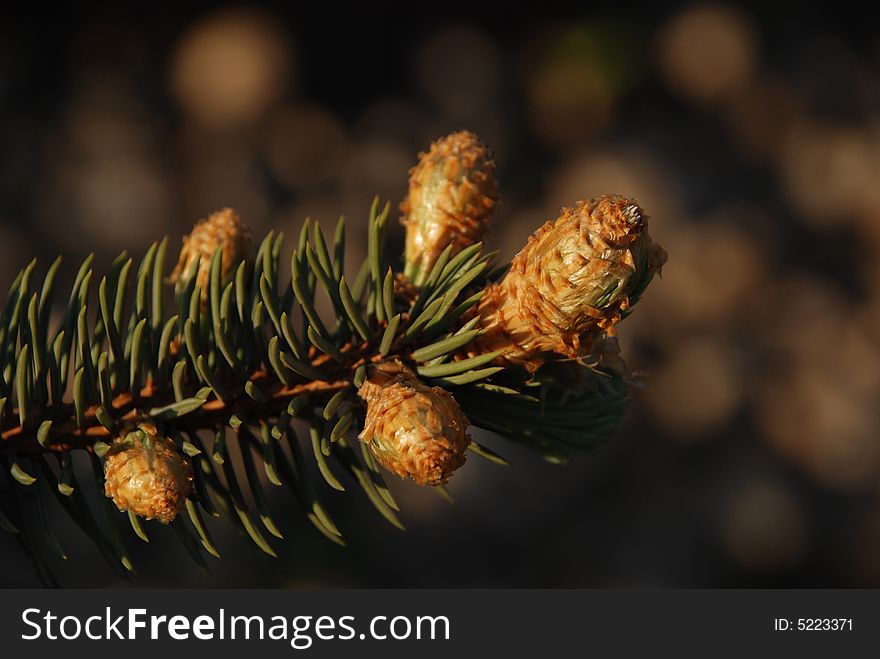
169,207,254,305
470,194,667,370
401,130,498,284
357,360,470,486
103,423,193,524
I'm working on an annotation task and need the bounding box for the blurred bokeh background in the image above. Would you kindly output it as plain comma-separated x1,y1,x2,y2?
2,1,879,587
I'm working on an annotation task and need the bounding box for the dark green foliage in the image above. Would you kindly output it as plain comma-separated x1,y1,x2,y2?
0,198,630,585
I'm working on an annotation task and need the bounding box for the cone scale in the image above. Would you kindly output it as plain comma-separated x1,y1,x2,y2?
401,131,498,284
468,195,667,370
169,207,254,305
103,424,193,525
358,361,470,486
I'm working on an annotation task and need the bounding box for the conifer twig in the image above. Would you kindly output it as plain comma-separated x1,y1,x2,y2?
0,131,666,585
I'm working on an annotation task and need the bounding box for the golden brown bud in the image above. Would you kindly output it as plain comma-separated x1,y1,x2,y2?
401,131,497,284
103,424,193,524
358,361,470,486
169,207,254,304
471,195,667,370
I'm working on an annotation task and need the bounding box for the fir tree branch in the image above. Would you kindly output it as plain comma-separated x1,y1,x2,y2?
0,130,666,586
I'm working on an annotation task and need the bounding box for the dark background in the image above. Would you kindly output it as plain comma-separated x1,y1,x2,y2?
2,1,879,587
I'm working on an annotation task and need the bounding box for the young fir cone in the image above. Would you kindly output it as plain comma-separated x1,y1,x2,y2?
400,131,497,284
358,361,470,486
103,424,193,524
469,194,667,370
169,207,254,305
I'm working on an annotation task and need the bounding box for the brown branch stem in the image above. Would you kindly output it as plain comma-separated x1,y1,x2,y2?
0,371,352,456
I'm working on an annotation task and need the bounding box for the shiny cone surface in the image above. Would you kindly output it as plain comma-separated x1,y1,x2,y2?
169,207,254,303
471,194,667,369
103,424,193,524
358,361,470,486
401,131,497,282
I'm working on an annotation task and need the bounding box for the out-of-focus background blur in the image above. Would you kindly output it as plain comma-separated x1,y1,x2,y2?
2,1,879,587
